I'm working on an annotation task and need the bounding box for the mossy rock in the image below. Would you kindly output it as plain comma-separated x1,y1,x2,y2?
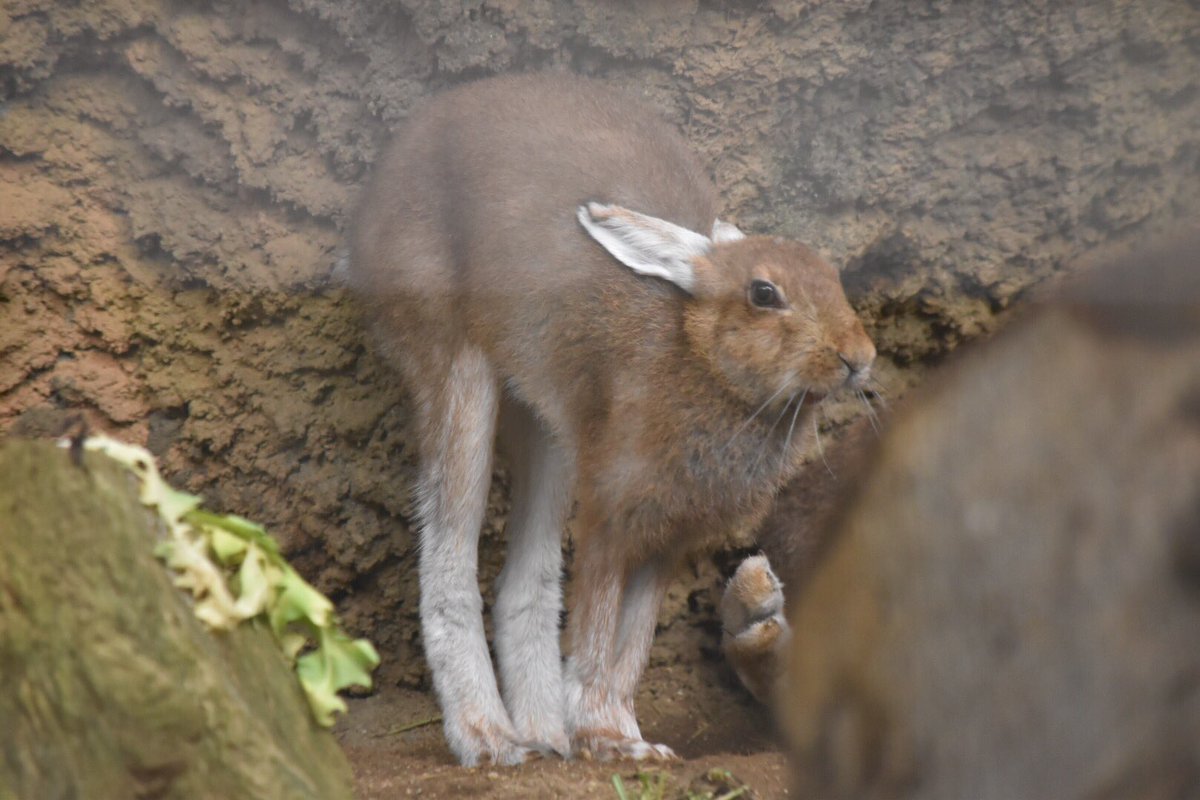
0,439,354,800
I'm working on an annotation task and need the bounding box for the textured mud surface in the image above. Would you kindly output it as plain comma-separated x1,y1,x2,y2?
337,667,788,799
1,1,1198,788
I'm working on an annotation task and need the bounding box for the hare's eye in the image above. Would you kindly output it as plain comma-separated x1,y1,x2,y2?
749,279,784,309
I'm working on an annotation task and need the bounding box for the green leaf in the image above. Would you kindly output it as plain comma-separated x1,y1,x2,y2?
82,433,380,728
296,628,380,726
186,509,281,558
279,632,308,662
208,526,248,563
164,534,243,629
269,567,334,635
150,483,203,526
232,545,271,618
222,513,281,556
194,596,238,629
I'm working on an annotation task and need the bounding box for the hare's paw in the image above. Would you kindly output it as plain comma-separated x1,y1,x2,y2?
724,615,787,659
446,711,540,766
573,730,678,761
506,688,570,757
720,554,791,703
720,554,785,633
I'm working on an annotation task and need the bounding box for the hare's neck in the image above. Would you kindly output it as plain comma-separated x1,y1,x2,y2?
721,393,812,481
665,358,814,493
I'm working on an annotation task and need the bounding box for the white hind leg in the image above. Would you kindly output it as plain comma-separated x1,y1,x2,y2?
413,347,530,766
563,536,676,761
494,401,574,755
607,558,675,759
561,554,676,762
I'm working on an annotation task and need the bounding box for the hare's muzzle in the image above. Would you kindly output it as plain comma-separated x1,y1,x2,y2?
838,341,876,388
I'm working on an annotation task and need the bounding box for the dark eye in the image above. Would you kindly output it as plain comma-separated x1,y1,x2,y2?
749,279,783,309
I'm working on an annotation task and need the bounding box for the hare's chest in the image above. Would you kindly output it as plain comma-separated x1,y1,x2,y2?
589,433,777,527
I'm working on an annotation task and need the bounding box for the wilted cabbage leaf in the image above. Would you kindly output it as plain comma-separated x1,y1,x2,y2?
297,628,382,726
67,434,380,727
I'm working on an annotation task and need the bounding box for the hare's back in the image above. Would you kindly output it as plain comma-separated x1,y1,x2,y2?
422,75,716,287
351,75,718,410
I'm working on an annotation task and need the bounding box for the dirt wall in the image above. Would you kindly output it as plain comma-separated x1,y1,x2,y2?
2,0,1198,687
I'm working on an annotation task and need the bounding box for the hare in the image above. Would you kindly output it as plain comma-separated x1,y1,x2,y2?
348,73,875,766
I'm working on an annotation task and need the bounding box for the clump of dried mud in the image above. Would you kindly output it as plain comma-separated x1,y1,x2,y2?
1,0,1198,759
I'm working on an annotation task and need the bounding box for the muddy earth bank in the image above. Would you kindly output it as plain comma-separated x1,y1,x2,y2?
2,1,1198,795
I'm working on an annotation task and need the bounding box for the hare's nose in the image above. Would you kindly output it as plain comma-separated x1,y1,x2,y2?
838,343,875,382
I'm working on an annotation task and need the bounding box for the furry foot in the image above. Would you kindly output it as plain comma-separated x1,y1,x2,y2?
573,731,678,761
720,554,791,703
518,728,570,760
721,554,785,631
446,712,542,766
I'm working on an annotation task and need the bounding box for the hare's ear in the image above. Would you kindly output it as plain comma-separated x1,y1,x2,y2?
577,202,711,293
712,218,746,243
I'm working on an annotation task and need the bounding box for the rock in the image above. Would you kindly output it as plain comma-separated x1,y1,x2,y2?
784,234,1200,799
0,440,354,800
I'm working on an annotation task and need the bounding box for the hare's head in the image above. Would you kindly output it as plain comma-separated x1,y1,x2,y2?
579,202,875,409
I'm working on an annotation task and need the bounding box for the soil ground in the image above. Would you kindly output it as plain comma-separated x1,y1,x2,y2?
336,661,788,799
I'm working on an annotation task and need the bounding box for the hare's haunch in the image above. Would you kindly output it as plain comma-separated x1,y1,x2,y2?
349,73,875,765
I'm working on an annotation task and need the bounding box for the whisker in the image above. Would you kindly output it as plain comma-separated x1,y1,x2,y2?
722,381,790,453
782,389,808,460
866,377,891,410
857,388,881,435
812,411,834,478
750,392,796,478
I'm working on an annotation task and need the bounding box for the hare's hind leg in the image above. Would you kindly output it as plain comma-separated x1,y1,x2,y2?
607,558,675,759
494,400,574,755
413,346,530,766
564,534,676,761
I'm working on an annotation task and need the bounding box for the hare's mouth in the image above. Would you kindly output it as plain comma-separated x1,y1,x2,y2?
768,388,825,419
778,389,823,413
746,384,821,420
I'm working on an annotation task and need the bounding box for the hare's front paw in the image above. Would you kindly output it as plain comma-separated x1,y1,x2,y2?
445,711,540,766
573,730,678,761
721,554,785,631
720,554,791,703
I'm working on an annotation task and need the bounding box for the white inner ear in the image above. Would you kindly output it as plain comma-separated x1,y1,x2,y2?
577,202,711,293
712,218,746,243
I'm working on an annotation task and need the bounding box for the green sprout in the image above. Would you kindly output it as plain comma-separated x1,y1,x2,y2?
611,771,671,800
74,434,380,727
